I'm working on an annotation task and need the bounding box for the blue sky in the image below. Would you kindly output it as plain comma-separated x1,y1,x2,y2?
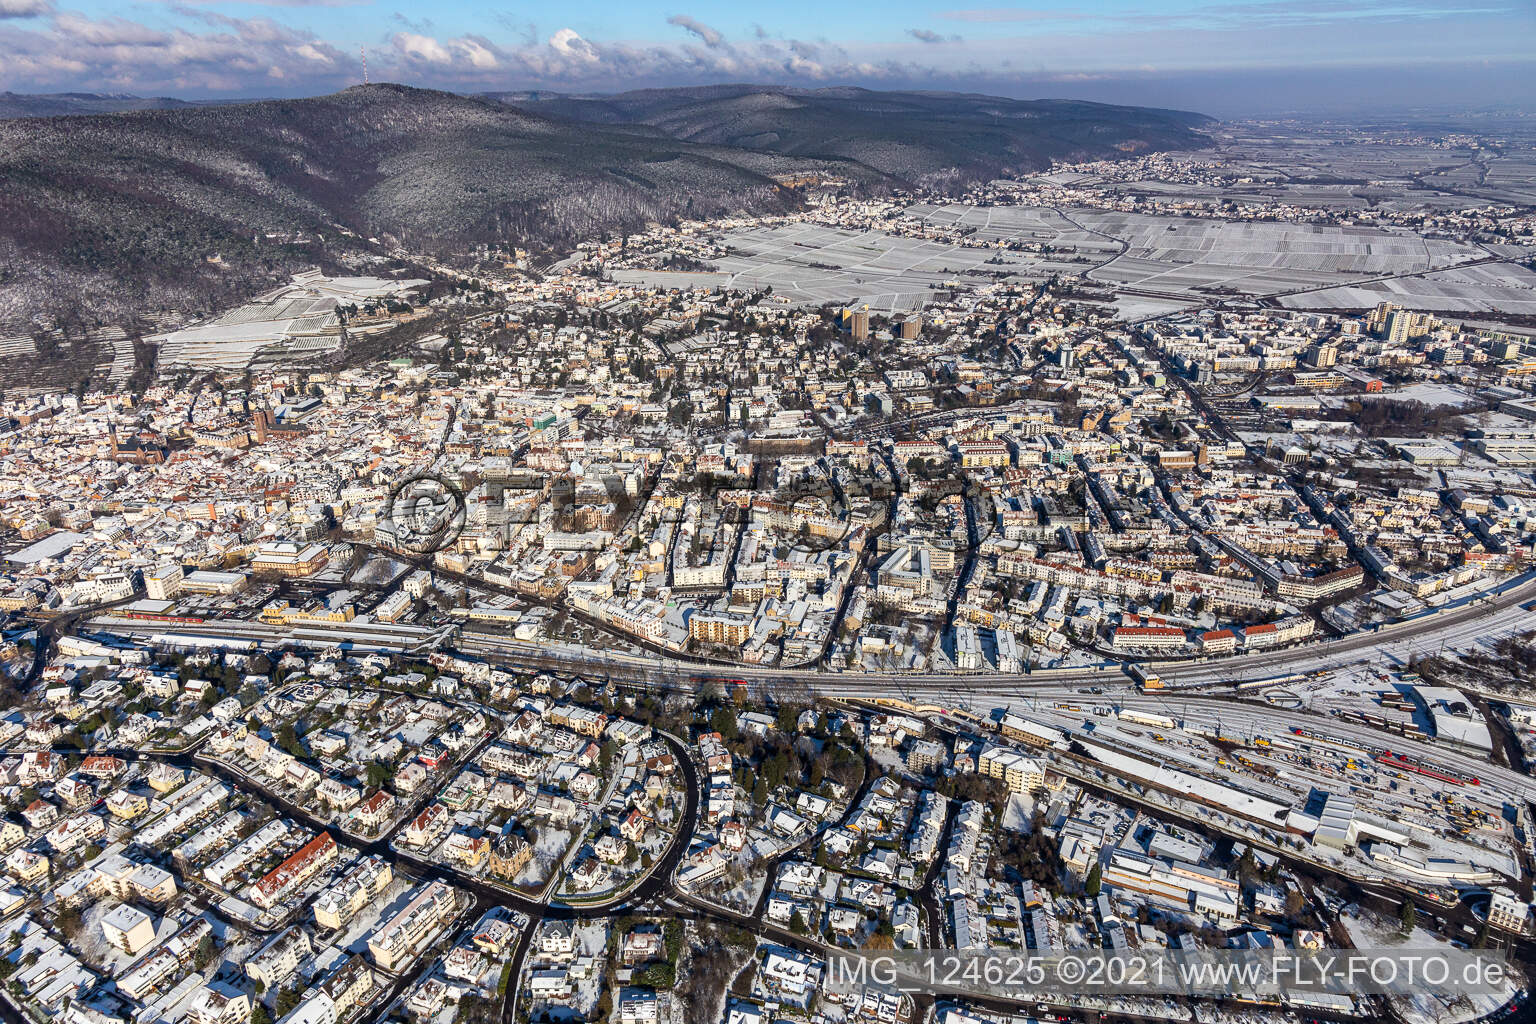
1,0,1533,115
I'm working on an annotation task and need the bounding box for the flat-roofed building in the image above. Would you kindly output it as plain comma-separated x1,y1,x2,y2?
250,540,329,577
145,563,184,600
1487,893,1530,933
101,904,155,954
247,925,313,990
186,984,251,1024
180,569,250,594
978,746,1046,793
688,611,752,647
314,856,394,930
367,881,457,971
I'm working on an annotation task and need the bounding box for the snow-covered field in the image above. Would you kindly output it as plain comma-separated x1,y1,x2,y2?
518,825,575,887
1343,913,1523,1024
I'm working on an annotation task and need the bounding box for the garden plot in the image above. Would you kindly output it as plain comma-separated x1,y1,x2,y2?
689,222,1046,312
1110,295,1203,320
319,873,419,957
1480,155,1536,205
907,203,1130,272
615,205,1116,311
348,552,408,586
906,203,1111,245
520,825,575,888
1340,913,1520,1024
1278,260,1536,314
1078,214,1482,297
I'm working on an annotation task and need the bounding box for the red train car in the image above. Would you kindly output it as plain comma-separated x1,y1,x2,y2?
1376,750,1479,787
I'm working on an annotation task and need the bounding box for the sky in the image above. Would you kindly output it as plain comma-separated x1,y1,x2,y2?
1,0,1534,117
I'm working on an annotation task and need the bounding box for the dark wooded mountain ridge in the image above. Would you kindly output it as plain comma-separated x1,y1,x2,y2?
0,91,228,119
0,83,1210,328
489,84,1213,185
0,84,848,326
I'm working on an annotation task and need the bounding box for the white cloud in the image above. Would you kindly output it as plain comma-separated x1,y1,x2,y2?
393,31,452,64
293,43,331,63
54,13,171,46
667,14,724,48
456,36,499,69
0,3,1526,102
388,30,506,70
0,0,51,18
549,27,599,62
0,9,358,93
938,8,1082,23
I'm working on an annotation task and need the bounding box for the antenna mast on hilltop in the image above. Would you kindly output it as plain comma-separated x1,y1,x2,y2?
361,45,369,85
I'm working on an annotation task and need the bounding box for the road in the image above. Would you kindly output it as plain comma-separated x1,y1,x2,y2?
53,544,1536,1024
10,590,147,688
29,594,1536,1024
0,710,700,1024
82,564,1536,733
447,566,1536,695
